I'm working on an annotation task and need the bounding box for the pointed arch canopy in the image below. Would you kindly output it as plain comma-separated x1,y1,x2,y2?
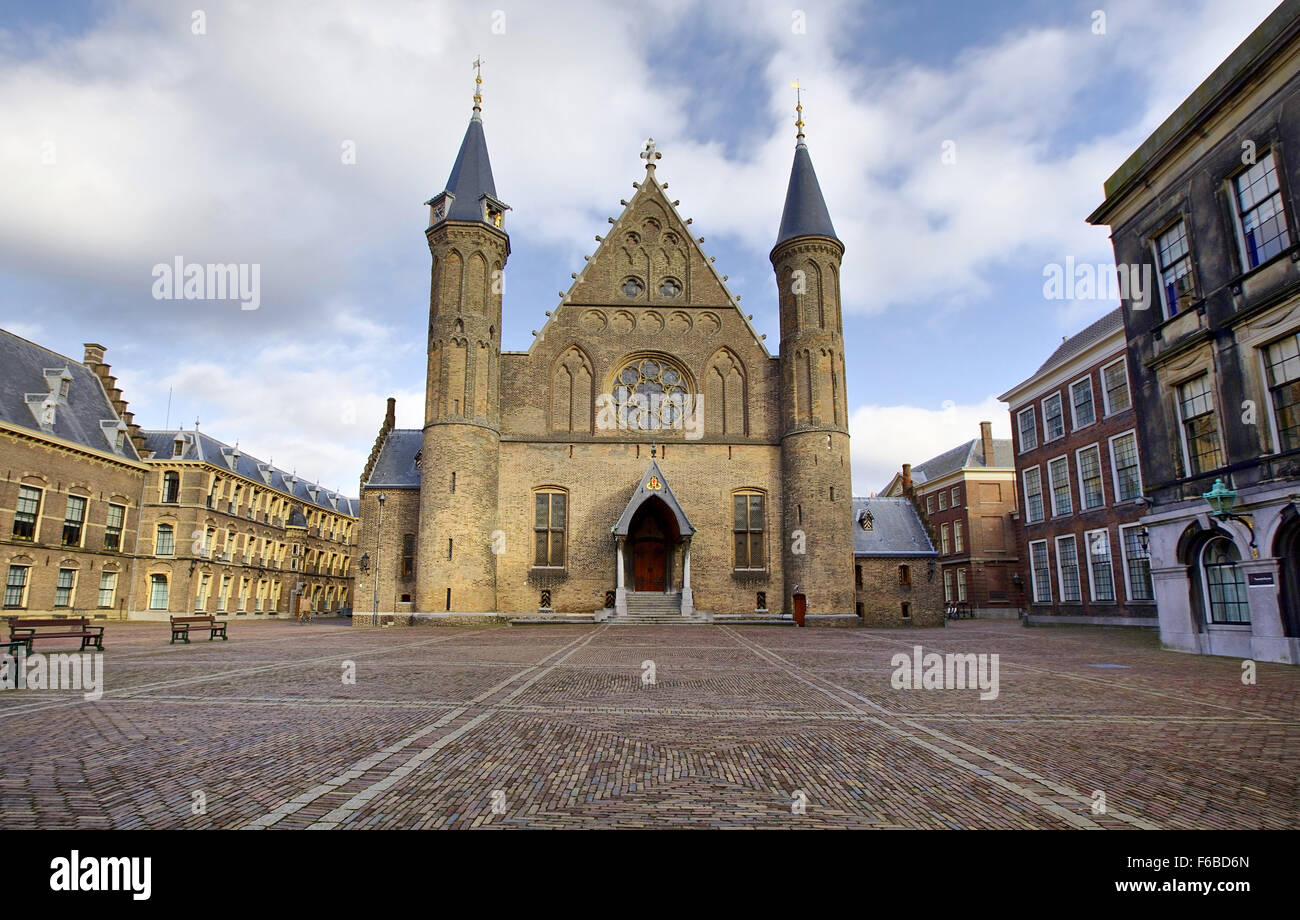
612,460,694,538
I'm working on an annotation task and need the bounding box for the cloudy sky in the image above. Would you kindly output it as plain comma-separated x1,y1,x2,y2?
0,0,1283,495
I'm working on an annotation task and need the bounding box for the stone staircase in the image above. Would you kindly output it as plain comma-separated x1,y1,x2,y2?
609,592,711,625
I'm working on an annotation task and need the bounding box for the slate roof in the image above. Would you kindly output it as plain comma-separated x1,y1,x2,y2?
139,428,357,516
1031,307,1125,378
612,460,695,537
364,429,422,489
776,141,838,246
852,497,935,557
0,329,140,462
909,437,1014,485
437,111,500,225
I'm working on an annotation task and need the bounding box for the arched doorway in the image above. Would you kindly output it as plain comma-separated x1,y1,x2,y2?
628,498,677,592
1275,509,1300,637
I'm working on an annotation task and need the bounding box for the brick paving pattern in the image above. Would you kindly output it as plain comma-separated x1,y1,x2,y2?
1,619,1297,829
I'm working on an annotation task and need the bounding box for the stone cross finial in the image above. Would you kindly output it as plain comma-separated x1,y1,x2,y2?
640,138,661,168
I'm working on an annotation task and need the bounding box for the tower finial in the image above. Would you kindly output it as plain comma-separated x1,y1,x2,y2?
791,79,805,144
472,56,484,116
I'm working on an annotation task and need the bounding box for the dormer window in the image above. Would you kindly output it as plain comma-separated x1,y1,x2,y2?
481,194,510,230
173,436,185,458
427,191,453,226
59,377,70,399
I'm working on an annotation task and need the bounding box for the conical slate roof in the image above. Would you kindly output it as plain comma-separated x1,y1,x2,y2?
440,112,499,224
776,141,838,246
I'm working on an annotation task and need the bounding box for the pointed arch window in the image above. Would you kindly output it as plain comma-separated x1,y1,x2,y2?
733,490,766,571
533,489,567,568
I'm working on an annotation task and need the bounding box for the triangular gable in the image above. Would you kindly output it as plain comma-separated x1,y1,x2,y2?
530,151,769,356
611,459,695,537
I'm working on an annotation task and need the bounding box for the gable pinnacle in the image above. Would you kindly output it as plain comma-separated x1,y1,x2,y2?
640,138,662,170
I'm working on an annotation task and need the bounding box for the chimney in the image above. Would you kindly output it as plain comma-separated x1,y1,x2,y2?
385,396,396,429
901,463,913,493
980,421,994,465
83,343,106,366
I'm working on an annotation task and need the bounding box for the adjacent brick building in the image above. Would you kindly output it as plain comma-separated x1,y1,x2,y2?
852,497,943,626
356,97,868,621
999,308,1156,623
0,331,357,620
1086,0,1300,663
882,423,1019,615
128,428,358,620
0,333,149,619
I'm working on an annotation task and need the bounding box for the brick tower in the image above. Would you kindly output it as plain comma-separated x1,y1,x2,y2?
771,106,855,617
418,80,509,612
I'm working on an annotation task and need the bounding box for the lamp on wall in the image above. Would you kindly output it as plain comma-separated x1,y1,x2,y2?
1202,477,1258,558
358,553,370,574
926,559,936,582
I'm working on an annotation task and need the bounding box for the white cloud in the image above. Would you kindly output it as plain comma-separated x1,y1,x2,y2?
0,0,1284,492
849,396,1011,495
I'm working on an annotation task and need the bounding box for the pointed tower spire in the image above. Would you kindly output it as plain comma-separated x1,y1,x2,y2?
775,85,838,246
426,58,509,230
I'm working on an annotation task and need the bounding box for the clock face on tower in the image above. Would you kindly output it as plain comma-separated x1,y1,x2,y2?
431,198,448,222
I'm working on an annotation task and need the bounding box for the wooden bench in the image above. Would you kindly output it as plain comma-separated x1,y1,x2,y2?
170,615,228,644
8,617,104,655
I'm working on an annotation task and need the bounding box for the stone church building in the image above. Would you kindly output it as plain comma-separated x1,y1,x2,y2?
356,94,915,623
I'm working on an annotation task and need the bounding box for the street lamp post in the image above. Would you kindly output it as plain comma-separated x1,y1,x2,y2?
1202,477,1258,557
373,492,386,625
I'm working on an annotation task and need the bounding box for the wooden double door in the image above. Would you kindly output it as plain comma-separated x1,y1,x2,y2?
630,501,673,592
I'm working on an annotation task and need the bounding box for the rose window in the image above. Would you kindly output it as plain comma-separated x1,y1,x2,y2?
613,357,689,430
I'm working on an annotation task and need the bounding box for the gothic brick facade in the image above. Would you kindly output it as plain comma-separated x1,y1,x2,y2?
355,106,891,622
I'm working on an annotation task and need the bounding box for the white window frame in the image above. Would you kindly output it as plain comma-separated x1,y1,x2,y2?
1016,406,1038,453
1068,376,1096,430
926,494,935,515
1055,534,1082,604
943,569,954,603
1028,539,1051,604
54,568,77,608
951,487,960,508
1175,373,1222,476
1022,466,1045,525
1118,523,1155,604
956,568,967,602
954,520,963,553
938,491,947,511
1228,149,1291,272
1100,357,1131,417
1084,528,1116,603
1075,443,1105,511
97,571,117,609
1108,430,1143,503
941,523,950,555
1151,219,1194,320
1047,455,1072,517
1041,393,1065,443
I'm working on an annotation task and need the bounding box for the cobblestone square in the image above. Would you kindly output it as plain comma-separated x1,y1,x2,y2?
1,620,1296,829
